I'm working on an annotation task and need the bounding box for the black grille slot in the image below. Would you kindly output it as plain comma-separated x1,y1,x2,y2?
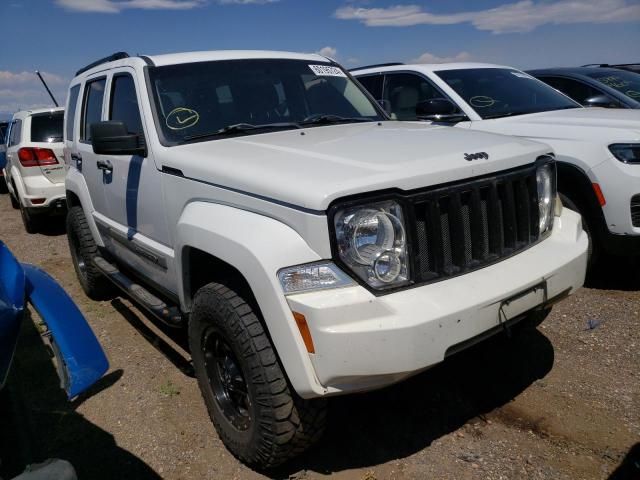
410,165,540,284
632,194,640,228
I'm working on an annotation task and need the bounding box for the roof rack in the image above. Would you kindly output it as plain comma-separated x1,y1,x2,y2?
581,63,610,67
349,62,404,72
75,52,130,76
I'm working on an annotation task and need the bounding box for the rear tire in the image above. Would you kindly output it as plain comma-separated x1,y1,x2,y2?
0,176,7,194
19,202,41,234
189,282,327,469
66,206,114,300
9,181,20,209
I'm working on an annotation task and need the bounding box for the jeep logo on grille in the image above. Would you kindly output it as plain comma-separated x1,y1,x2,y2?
464,152,489,161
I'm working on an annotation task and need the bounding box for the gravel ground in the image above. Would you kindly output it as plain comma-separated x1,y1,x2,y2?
0,192,638,480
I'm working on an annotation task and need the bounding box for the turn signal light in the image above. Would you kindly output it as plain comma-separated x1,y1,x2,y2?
292,312,315,354
592,183,606,207
18,147,58,167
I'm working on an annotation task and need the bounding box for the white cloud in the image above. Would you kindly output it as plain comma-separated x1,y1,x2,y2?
411,51,472,64
335,0,640,34
316,46,338,58
55,0,205,13
0,71,68,118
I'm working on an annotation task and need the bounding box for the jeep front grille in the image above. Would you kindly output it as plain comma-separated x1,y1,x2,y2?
409,164,541,284
632,194,640,228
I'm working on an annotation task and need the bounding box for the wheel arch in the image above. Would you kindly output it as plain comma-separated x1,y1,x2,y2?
175,201,327,398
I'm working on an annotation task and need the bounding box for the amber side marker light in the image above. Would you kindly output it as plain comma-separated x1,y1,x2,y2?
592,183,606,206
293,312,315,354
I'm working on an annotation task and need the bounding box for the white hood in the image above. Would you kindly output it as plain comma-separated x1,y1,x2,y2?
158,122,549,211
472,108,640,144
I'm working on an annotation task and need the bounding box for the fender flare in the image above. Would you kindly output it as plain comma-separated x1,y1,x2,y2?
65,168,104,247
176,201,327,397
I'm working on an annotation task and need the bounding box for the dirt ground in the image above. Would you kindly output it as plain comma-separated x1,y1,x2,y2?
0,192,638,480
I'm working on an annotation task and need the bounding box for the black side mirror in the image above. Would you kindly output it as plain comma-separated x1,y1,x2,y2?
583,94,618,108
416,98,468,123
91,121,146,157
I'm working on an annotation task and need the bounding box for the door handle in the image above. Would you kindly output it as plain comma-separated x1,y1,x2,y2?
70,153,82,162
97,159,113,171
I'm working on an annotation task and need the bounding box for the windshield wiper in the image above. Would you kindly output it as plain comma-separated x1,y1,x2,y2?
183,122,301,141
300,114,373,126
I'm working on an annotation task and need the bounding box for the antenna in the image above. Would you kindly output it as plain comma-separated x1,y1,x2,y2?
35,70,59,107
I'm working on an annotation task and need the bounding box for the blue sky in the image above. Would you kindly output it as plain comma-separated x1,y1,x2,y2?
1,0,639,119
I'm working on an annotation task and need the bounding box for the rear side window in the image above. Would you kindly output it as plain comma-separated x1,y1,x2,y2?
109,74,143,135
82,78,106,142
66,85,80,141
8,120,22,147
30,112,64,143
0,123,7,143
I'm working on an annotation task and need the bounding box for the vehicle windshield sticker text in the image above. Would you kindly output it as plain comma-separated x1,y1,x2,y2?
469,96,495,108
627,90,640,99
308,65,347,77
166,107,200,130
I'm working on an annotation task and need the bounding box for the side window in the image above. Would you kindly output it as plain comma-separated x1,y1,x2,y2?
8,120,22,147
81,78,106,142
357,75,384,100
383,73,453,120
109,74,143,135
541,77,602,104
66,85,80,142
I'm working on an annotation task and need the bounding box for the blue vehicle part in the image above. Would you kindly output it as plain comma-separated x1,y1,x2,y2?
0,150,6,169
0,243,26,390
0,241,108,398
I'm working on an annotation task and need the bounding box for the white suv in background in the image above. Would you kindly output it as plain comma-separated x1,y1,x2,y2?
4,108,66,232
353,63,640,266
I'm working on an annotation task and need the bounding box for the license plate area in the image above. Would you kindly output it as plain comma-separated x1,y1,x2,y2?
499,280,548,322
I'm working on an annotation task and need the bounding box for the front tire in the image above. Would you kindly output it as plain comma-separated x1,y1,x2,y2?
66,206,114,300
189,282,326,469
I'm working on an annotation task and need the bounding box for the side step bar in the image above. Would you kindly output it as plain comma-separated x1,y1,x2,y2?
93,256,183,328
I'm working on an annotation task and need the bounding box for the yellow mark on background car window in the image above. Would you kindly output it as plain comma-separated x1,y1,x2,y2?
469,96,495,108
166,107,200,130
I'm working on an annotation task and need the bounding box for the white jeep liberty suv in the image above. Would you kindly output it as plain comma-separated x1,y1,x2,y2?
64,50,588,468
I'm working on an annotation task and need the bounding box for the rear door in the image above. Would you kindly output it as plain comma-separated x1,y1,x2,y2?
28,111,65,184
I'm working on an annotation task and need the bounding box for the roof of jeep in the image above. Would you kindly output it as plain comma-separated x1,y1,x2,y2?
74,50,332,80
147,50,330,66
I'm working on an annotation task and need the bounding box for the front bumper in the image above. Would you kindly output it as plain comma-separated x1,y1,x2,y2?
286,208,587,397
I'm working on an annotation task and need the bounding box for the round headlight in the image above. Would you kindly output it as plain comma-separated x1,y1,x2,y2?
333,201,409,289
373,250,403,283
536,163,554,234
348,209,405,265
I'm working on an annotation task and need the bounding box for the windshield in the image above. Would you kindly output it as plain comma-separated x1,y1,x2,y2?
30,112,64,143
148,59,383,144
435,68,580,119
586,70,640,102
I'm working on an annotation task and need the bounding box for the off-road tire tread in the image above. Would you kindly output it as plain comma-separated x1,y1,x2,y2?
190,282,326,469
66,206,114,300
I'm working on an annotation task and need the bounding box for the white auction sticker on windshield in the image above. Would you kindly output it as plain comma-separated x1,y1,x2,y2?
308,65,347,77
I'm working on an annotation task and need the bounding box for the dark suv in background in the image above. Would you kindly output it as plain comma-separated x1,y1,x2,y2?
529,67,640,109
